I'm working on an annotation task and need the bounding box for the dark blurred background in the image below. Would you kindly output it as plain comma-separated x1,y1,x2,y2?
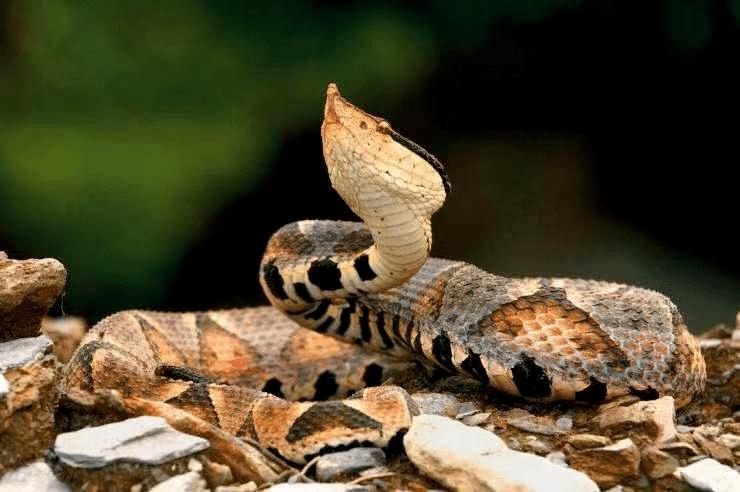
1,0,737,332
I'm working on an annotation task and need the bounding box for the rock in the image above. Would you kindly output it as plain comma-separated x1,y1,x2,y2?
54,415,209,467
568,438,641,488
0,335,61,472
505,411,567,436
641,446,678,479
724,421,740,434
0,335,54,369
314,448,385,482
266,485,371,491
717,433,740,450
659,441,701,460
732,315,740,342
693,432,734,464
404,414,598,492
461,411,491,426
545,451,567,467
521,435,552,455
40,317,86,364
699,323,733,340
0,255,67,342
201,457,234,487
0,460,72,491
215,483,258,492
700,335,740,411
565,434,612,450
149,471,208,492
694,424,722,437
596,396,677,445
52,412,252,489
677,457,740,492
554,416,573,432
412,393,463,417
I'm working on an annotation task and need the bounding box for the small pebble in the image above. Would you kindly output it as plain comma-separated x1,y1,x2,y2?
149,471,207,492
718,434,740,450
314,448,385,482
555,416,573,432
545,451,568,467
462,412,491,426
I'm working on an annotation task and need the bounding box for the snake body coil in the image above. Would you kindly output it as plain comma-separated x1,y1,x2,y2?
64,84,706,464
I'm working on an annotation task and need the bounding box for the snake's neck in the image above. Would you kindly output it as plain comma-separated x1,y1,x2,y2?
259,83,448,314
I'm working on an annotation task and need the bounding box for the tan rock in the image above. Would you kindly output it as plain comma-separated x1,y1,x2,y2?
658,441,701,461
700,337,740,411
641,447,678,479
717,433,740,450
569,438,641,488
41,316,87,363
565,433,612,450
0,254,67,342
0,335,62,472
596,396,676,445
693,432,734,465
201,456,234,487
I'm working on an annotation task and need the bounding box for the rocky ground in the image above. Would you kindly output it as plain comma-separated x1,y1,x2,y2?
1,251,739,492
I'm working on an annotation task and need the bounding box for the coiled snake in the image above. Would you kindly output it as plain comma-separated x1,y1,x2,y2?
64,83,706,464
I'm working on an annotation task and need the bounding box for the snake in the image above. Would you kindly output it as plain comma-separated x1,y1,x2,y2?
63,83,706,465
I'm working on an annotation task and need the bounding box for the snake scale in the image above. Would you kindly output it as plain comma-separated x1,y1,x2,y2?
64,83,706,464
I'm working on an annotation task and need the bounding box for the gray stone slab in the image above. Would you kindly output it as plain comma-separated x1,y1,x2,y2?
314,447,385,481
55,416,209,468
0,336,53,370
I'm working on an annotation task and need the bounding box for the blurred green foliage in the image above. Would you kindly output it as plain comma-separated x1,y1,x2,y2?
0,0,732,319
1,0,440,314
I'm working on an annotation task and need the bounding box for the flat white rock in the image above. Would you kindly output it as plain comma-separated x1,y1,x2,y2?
404,414,598,492
54,416,209,468
678,458,740,492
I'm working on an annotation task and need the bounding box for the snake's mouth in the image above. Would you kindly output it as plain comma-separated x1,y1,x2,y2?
384,128,451,195
322,82,342,129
